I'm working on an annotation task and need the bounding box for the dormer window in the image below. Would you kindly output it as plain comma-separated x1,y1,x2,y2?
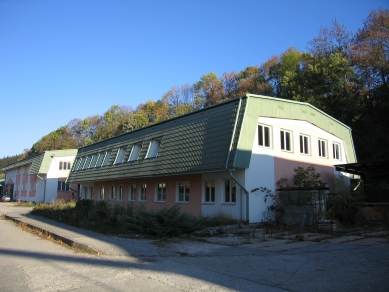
146,139,161,158
128,143,142,162
102,151,111,166
114,147,126,164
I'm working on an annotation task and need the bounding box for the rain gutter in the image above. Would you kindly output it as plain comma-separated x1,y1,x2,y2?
225,97,250,222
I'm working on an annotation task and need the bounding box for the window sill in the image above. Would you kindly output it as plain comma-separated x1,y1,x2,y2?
202,202,215,205
222,203,237,205
155,201,166,203
176,201,189,204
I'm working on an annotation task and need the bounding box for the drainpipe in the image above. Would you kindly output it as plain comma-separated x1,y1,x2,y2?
229,169,250,223
224,97,250,223
37,174,46,203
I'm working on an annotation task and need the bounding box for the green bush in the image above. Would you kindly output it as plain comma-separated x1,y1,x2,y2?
327,175,365,225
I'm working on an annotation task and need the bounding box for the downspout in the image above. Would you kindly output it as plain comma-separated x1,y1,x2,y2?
225,97,250,223
37,174,46,203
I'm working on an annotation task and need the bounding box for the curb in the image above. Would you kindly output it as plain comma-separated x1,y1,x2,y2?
4,214,100,254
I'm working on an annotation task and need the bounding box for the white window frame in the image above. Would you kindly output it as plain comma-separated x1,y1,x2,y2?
223,179,236,203
146,139,161,159
139,184,147,202
204,180,215,203
99,186,105,200
128,143,142,162
318,139,328,158
114,147,126,164
102,151,111,166
155,182,166,202
118,185,123,200
332,142,341,161
258,124,272,148
299,134,310,155
129,184,136,201
177,182,190,203
280,130,292,152
110,185,116,200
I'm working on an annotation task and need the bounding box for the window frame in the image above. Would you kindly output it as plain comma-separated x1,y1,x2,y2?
99,186,105,200
155,182,166,202
129,184,136,201
118,185,123,201
223,179,236,203
128,143,142,162
332,142,341,161
114,147,126,164
110,185,116,200
280,129,292,152
204,180,215,203
146,139,161,159
139,184,147,202
177,182,190,203
299,134,310,155
318,139,328,158
258,124,272,148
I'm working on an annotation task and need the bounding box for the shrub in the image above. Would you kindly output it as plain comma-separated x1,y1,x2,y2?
327,175,365,225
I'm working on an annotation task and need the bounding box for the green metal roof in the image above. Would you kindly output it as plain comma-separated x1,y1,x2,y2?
67,94,356,184
2,149,78,174
67,98,245,183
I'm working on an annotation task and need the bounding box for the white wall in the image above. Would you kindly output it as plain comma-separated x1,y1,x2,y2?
201,170,245,221
244,117,349,223
46,155,76,202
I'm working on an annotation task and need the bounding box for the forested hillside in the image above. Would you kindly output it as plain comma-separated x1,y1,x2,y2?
2,9,388,167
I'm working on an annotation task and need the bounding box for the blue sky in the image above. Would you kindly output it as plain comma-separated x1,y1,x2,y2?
0,0,387,158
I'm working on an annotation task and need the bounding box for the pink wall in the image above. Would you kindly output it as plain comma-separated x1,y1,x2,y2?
91,174,203,216
274,156,335,190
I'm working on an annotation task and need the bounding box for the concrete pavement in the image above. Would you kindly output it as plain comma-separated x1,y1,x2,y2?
1,202,388,257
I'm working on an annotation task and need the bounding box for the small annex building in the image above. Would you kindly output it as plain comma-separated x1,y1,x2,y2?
67,94,357,223
2,149,78,202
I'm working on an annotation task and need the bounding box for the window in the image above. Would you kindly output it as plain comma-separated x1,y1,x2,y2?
83,156,91,169
90,155,97,168
318,139,327,158
129,184,136,201
333,142,341,160
99,186,105,200
139,184,147,201
102,151,111,166
118,185,123,200
280,130,292,151
76,158,85,170
83,186,88,199
146,139,161,158
258,124,271,147
114,148,126,164
57,182,70,192
96,152,104,167
156,183,166,202
129,143,142,162
60,161,71,170
299,134,310,155
204,180,215,203
224,179,236,203
178,182,190,202
110,185,116,200
89,186,94,199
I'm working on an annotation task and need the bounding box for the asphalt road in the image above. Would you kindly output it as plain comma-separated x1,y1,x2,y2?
1,202,389,291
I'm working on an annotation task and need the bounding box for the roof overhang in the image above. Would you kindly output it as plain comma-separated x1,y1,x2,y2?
335,160,389,178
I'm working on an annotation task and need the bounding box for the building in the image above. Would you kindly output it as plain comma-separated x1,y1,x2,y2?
67,94,356,223
2,150,78,202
